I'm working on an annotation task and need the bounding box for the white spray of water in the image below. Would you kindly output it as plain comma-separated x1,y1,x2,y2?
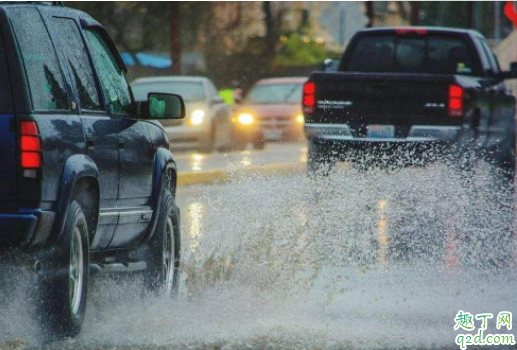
2,161,517,349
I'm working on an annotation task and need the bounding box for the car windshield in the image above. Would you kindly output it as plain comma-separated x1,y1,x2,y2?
245,83,303,104
344,34,480,76
132,81,205,102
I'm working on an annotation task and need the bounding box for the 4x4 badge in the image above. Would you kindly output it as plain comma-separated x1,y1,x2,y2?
424,102,446,108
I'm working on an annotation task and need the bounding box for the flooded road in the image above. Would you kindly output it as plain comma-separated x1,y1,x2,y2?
2,151,517,350
173,142,307,173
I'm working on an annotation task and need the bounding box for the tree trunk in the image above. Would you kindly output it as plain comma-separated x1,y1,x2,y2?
170,2,181,74
262,1,276,59
410,2,420,25
365,2,375,27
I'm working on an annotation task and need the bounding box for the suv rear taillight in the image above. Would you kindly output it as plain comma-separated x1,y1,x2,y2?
20,121,42,174
303,81,316,114
448,85,464,118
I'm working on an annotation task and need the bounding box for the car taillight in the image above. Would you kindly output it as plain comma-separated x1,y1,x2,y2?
448,85,464,118
303,81,316,114
20,121,42,172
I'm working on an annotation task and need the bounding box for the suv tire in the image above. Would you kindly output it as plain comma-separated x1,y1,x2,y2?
37,200,89,339
139,190,180,296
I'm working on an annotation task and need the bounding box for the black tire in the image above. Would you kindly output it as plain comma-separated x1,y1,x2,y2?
0,254,12,303
37,200,89,339
307,141,335,176
139,190,180,296
497,139,516,186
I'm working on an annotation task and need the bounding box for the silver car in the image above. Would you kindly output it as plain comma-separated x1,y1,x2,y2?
132,76,232,153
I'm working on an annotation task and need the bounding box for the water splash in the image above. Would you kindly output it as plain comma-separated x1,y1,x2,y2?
2,160,517,349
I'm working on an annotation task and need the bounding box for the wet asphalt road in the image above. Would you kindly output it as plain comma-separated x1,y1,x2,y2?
173,142,307,174
3,141,517,350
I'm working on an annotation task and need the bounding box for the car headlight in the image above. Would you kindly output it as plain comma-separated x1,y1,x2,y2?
190,109,205,126
296,114,304,124
237,113,254,125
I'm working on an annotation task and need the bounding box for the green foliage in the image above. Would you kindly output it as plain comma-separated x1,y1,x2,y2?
274,33,331,67
66,2,174,53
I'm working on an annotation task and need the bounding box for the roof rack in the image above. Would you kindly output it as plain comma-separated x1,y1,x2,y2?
0,1,65,6
35,1,64,6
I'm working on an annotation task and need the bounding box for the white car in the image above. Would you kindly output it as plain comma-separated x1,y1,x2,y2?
132,76,232,153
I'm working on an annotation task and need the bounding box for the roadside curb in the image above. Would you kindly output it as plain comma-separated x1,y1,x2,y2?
177,162,306,187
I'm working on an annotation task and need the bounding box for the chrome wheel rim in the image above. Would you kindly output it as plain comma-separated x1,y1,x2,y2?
69,226,84,315
163,217,175,295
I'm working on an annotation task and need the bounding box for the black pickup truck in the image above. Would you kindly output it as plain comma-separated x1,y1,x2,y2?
304,27,517,176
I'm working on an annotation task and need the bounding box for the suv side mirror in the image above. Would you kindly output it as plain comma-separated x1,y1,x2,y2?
138,93,185,120
501,62,517,80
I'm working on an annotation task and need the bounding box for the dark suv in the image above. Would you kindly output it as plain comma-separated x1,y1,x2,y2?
0,3,185,338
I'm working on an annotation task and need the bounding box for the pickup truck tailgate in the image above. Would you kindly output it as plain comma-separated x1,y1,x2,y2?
311,73,459,137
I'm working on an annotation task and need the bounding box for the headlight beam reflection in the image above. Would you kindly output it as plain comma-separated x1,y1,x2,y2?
378,199,389,266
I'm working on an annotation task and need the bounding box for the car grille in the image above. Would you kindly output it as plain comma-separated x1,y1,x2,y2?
255,116,293,130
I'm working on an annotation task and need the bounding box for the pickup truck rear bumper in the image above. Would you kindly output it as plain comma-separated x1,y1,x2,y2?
0,210,55,249
305,124,460,143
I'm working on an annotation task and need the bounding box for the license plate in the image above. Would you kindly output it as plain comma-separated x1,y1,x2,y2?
367,125,395,139
264,129,282,140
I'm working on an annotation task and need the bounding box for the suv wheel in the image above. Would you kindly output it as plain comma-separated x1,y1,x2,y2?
139,190,180,296
38,200,89,339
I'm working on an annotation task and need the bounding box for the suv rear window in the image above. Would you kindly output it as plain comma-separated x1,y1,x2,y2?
52,18,102,111
344,34,480,76
9,8,69,111
0,28,12,113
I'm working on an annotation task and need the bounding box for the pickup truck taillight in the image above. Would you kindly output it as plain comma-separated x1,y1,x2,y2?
303,81,316,114
395,28,428,35
448,85,464,118
20,121,42,174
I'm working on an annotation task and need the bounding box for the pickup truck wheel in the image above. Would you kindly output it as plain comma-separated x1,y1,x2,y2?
140,190,180,296
498,136,516,187
37,200,89,339
307,141,335,176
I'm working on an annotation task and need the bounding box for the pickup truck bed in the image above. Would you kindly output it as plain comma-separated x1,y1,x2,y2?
304,27,516,175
